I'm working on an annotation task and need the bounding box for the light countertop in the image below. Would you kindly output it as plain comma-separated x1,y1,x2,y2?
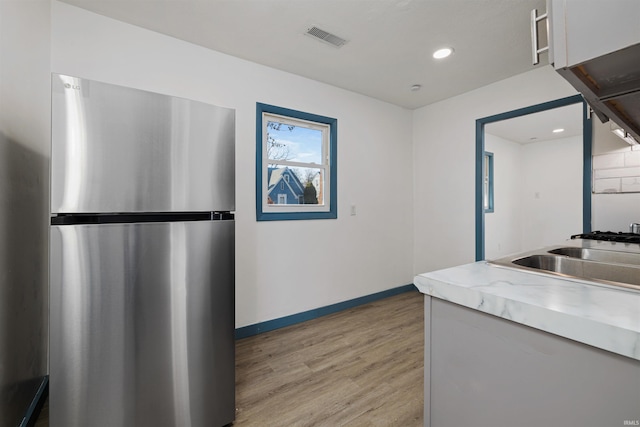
414,242,640,361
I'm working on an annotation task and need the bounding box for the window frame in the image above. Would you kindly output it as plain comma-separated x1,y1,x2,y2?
256,103,337,221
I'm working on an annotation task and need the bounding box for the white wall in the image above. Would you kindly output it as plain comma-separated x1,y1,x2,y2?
0,1,50,424
593,192,640,232
51,1,415,328
412,66,579,273
484,134,522,259
520,136,583,249
484,133,583,260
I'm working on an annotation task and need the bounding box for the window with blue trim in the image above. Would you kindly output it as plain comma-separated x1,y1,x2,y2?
256,103,337,221
483,152,494,213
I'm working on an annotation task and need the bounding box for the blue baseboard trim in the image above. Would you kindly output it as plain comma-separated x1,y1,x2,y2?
20,375,48,427
235,283,418,339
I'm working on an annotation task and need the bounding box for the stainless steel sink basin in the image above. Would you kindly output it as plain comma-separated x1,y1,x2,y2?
548,247,640,266
511,254,640,289
490,243,640,292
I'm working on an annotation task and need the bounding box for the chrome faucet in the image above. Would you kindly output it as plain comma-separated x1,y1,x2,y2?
631,223,640,234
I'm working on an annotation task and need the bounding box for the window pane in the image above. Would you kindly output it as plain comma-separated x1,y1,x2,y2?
484,182,489,209
266,120,323,164
267,164,324,205
483,153,493,212
484,155,489,209
257,103,336,221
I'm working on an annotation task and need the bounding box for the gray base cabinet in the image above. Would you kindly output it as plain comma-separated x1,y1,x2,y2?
424,296,640,427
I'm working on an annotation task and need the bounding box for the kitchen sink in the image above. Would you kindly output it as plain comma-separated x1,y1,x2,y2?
489,242,640,292
511,254,640,289
548,247,640,266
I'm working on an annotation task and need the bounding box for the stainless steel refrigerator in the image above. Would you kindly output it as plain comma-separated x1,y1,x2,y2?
49,74,235,427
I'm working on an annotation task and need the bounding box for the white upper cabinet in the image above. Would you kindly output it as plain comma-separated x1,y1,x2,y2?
549,0,640,69
542,0,640,142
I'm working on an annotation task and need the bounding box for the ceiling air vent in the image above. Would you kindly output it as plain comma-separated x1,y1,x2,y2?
305,26,348,48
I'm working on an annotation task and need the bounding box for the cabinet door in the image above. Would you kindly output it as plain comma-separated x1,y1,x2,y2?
425,297,640,427
550,0,640,69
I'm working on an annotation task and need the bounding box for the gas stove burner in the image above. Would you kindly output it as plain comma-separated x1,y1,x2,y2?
571,231,640,244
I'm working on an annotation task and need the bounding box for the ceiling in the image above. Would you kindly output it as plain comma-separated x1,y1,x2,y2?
58,0,548,110
486,103,584,144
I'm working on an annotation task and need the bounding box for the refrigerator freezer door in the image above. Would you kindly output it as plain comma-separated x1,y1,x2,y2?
50,220,235,427
51,74,235,214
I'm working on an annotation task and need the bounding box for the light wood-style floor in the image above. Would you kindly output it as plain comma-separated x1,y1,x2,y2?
35,290,424,426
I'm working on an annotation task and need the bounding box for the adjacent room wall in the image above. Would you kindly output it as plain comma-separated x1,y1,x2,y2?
412,66,579,274
51,1,415,329
484,133,583,260
520,135,583,250
591,119,640,232
0,1,50,425
484,133,522,259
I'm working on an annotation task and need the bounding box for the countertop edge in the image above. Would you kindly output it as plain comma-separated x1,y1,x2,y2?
414,264,640,361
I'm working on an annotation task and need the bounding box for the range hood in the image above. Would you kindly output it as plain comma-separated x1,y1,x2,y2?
557,43,640,143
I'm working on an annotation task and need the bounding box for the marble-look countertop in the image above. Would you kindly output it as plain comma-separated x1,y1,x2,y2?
414,242,640,361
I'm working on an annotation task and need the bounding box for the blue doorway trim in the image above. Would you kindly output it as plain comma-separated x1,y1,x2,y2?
475,94,592,261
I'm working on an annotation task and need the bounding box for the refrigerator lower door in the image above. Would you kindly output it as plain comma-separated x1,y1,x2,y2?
50,220,235,427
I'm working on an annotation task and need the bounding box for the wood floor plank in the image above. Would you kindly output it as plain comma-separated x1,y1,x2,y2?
233,290,424,426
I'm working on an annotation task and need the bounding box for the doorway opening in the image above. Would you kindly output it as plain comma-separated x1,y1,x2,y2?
475,95,592,261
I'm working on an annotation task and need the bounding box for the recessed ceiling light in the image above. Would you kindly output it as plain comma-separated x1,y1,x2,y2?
433,47,454,59
411,84,422,92
552,128,565,133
